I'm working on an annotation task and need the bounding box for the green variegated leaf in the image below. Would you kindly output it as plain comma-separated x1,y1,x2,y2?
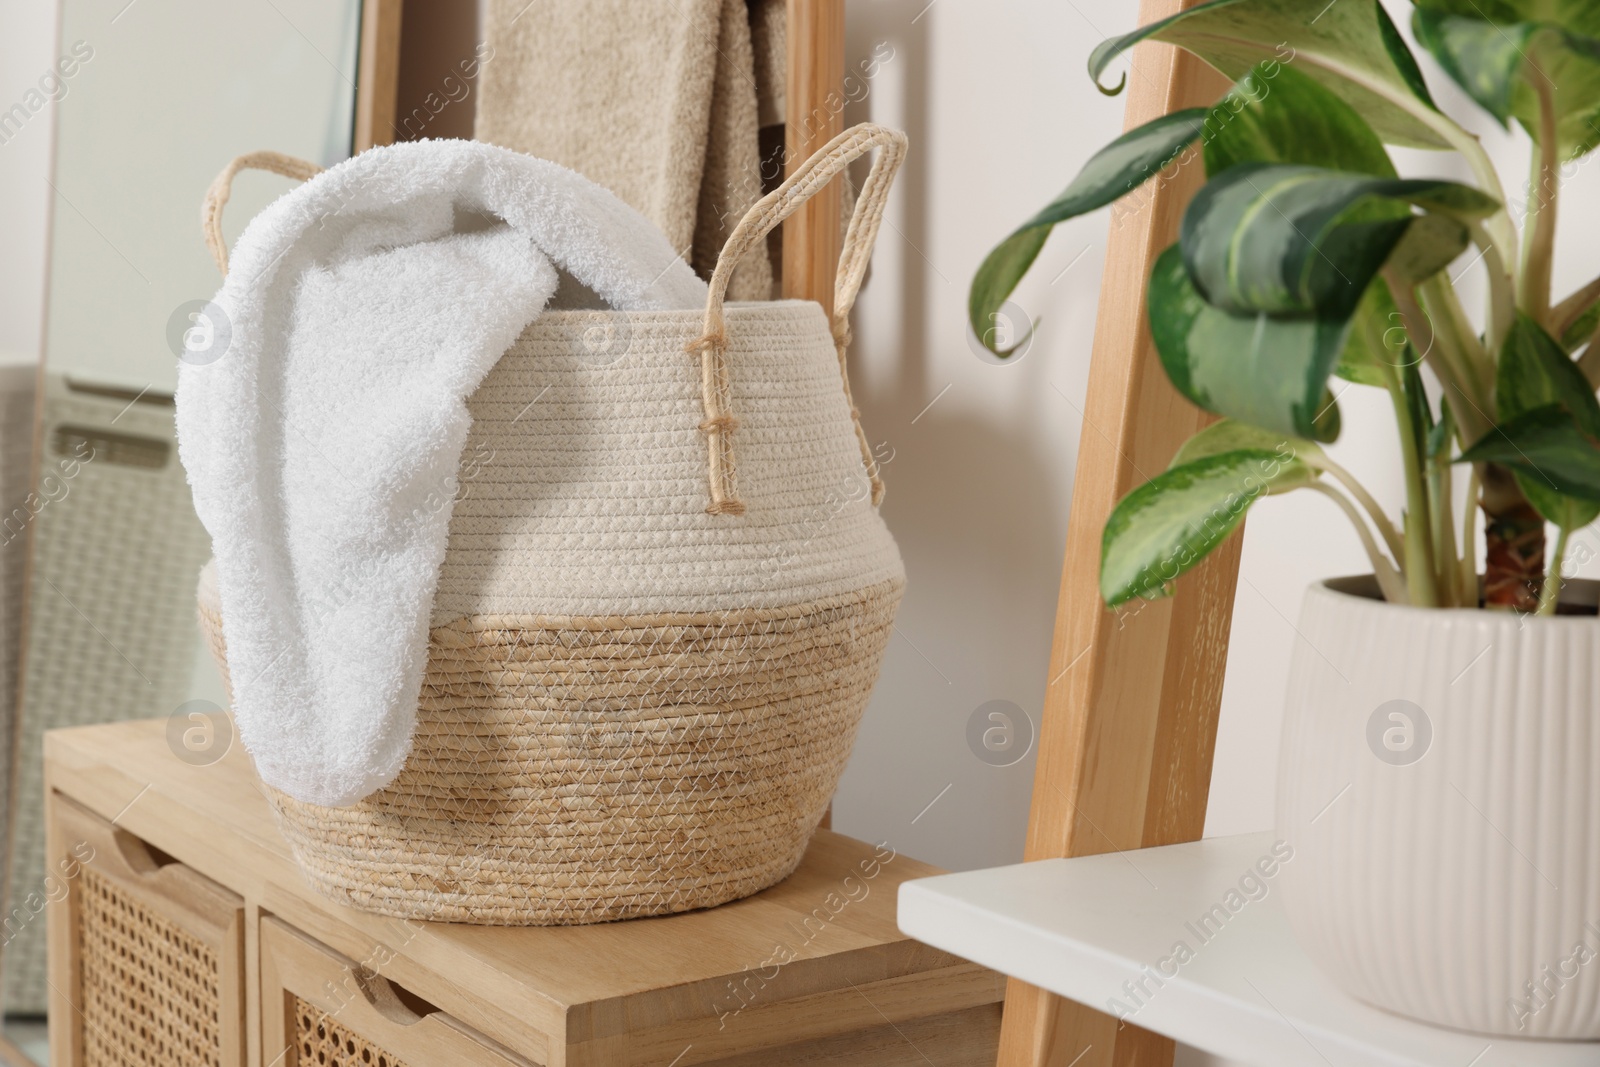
1196,64,1408,396
969,229,1048,357
1196,64,1408,394
1561,299,1600,352
1312,387,1343,441
1203,62,1398,177
1403,360,1434,463
968,108,1210,355
1463,315,1600,519
1413,3,1600,159
1499,313,1600,436
1419,0,1600,35
1170,420,1325,486
1336,344,1393,387
1101,448,1293,605
1149,244,1349,441
1337,280,1409,387
1180,164,1499,318
1494,313,1600,525
1428,397,1457,459
1088,0,1453,148
1385,213,1473,283
1459,404,1600,503
1521,469,1600,529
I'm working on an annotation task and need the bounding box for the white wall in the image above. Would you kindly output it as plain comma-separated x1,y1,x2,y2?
827,0,1111,873
830,0,1333,871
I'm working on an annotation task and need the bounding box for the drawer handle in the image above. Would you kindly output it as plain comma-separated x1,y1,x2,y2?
111,826,179,877
352,967,439,1028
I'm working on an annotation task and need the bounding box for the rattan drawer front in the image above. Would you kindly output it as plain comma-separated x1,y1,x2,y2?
47,793,246,1067
292,996,411,1067
78,866,220,1066
260,918,537,1067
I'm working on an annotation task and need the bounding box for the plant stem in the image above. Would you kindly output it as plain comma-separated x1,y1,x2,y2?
1469,222,1517,356
1538,525,1571,616
1310,482,1409,604
1403,280,1496,447
1518,71,1560,326
1301,454,1405,564
1373,348,1438,607
1435,121,1518,275
1386,272,1493,445
1429,450,1461,606
1420,275,1492,406
1461,466,1481,606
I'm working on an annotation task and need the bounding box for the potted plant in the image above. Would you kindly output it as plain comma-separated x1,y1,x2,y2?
970,0,1600,1040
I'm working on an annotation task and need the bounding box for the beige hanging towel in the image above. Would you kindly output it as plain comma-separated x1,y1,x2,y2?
751,0,786,129
477,0,772,300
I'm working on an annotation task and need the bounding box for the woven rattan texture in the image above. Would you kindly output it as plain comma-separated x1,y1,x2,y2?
77,867,221,1067
293,997,408,1067
432,305,904,622
201,577,900,924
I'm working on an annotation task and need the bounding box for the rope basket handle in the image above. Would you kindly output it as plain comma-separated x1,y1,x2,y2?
199,132,910,517
691,123,908,514
201,150,324,276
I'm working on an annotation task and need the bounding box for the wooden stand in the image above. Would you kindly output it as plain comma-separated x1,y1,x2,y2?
354,0,402,152
783,0,848,832
990,2,1236,1066
783,0,846,315
44,720,1001,1067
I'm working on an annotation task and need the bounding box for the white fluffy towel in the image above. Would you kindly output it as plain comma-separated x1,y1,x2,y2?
176,139,707,807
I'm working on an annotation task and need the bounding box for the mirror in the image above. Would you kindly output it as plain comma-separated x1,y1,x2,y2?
3,0,364,1056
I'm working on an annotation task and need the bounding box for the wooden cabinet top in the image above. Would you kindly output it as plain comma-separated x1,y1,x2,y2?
44,718,994,1066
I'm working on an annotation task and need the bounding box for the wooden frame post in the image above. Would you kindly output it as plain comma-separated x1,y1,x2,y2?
355,0,403,152
782,0,846,311
995,3,1234,1066
784,0,846,831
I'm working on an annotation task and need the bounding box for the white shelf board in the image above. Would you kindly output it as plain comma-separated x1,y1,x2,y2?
899,831,1598,1067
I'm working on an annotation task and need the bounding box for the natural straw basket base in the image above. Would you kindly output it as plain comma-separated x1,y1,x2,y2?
198,578,901,924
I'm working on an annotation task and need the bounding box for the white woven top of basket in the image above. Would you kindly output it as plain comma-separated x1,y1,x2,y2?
431,299,903,622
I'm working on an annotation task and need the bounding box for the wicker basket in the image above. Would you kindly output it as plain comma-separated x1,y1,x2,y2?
195,125,908,925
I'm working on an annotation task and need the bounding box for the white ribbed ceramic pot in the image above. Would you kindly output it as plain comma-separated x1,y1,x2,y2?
1276,575,1600,1038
